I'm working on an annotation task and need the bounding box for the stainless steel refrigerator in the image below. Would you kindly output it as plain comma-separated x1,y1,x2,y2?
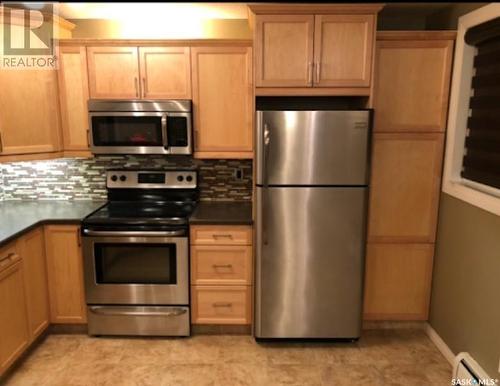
255,104,371,339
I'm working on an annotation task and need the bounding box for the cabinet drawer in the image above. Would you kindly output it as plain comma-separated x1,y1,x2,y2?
191,245,252,285
190,225,252,246
191,286,251,325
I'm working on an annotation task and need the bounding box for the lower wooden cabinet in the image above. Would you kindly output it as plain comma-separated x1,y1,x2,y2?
19,228,50,339
44,225,87,324
191,286,252,325
0,242,30,376
363,243,434,320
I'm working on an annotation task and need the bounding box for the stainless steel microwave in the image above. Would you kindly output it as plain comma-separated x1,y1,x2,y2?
88,100,192,155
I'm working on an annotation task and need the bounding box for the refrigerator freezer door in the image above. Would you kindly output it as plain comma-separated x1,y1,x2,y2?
255,186,367,338
256,110,371,186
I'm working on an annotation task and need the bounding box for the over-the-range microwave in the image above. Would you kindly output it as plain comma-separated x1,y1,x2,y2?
88,100,192,155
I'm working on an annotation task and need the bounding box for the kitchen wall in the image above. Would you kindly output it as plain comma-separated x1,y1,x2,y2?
430,194,500,377
0,156,252,202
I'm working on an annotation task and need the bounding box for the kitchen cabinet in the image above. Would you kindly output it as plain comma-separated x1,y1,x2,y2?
0,242,30,376
251,4,381,93
87,46,140,99
364,243,434,320
0,69,61,156
191,46,253,158
18,228,50,340
87,45,191,100
190,225,253,325
368,133,445,243
364,31,455,321
58,45,91,154
44,225,87,324
373,34,454,132
139,47,191,99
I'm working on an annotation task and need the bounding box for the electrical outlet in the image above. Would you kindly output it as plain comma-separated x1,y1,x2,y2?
234,167,244,180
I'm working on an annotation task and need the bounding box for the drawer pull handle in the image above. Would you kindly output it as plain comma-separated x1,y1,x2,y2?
212,264,233,269
0,252,16,263
213,234,233,239
213,302,232,308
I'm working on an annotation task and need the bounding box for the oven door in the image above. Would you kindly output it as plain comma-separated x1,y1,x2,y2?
82,232,188,305
89,112,168,154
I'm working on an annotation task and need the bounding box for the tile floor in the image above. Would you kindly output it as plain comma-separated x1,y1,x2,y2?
4,329,451,386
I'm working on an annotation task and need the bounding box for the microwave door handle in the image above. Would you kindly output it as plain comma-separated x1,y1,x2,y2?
162,113,169,153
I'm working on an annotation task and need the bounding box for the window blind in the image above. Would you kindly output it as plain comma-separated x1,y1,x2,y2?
462,17,500,189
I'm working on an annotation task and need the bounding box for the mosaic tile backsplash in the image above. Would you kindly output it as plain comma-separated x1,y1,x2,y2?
0,156,252,202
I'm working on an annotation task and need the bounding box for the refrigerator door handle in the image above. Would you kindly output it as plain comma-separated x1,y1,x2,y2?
263,123,271,245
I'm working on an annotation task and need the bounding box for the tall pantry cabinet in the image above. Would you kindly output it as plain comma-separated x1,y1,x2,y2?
364,31,455,320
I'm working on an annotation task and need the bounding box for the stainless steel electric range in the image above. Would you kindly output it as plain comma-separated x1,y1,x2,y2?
81,169,198,336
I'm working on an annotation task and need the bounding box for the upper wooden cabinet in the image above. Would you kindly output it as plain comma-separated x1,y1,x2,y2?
314,15,374,87
139,47,191,99
87,45,191,100
251,4,382,92
87,46,140,99
255,15,314,87
191,46,253,158
0,69,61,156
368,133,445,243
373,33,455,132
58,45,90,153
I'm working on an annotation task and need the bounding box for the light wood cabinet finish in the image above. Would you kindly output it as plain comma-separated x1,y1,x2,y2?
18,228,49,340
191,286,252,325
191,245,252,286
0,246,30,375
44,225,87,324
0,69,61,155
139,47,191,99
255,15,314,87
368,133,445,243
191,46,253,158
314,15,374,87
87,46,140,99
373,39,454,132
58,46,90,152
363,243,434,320
190,225,253,246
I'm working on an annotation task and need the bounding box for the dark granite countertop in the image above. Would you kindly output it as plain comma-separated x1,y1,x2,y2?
0,201,105,246
189,201,253,225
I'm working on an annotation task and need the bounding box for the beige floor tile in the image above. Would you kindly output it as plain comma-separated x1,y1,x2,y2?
321,364,384,386
266,364,322,386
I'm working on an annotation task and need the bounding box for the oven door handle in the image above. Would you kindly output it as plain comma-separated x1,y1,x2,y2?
82,229,186,237
89,306,187,317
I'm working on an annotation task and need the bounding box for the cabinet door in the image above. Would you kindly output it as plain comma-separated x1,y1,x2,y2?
314,15,374,87
373,40,454,132
0,69,61,155
255,15,314,87
363,243,434,320
44,225,87,324
87,46,140,99
0,250,30,375
139,47,191,99
191,46,253,158
19,228,49,340
368,133,444,243
58,46,90,152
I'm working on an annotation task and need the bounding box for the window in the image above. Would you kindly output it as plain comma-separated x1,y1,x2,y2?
443,4,500,216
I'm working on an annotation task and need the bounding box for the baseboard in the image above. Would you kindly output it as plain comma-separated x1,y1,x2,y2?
425,322,455,365
362,321,426,330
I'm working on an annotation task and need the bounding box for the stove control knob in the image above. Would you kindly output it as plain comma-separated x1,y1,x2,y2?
111,175,118,182
186,175,193,182
177,175,184,182
120,175,127,182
